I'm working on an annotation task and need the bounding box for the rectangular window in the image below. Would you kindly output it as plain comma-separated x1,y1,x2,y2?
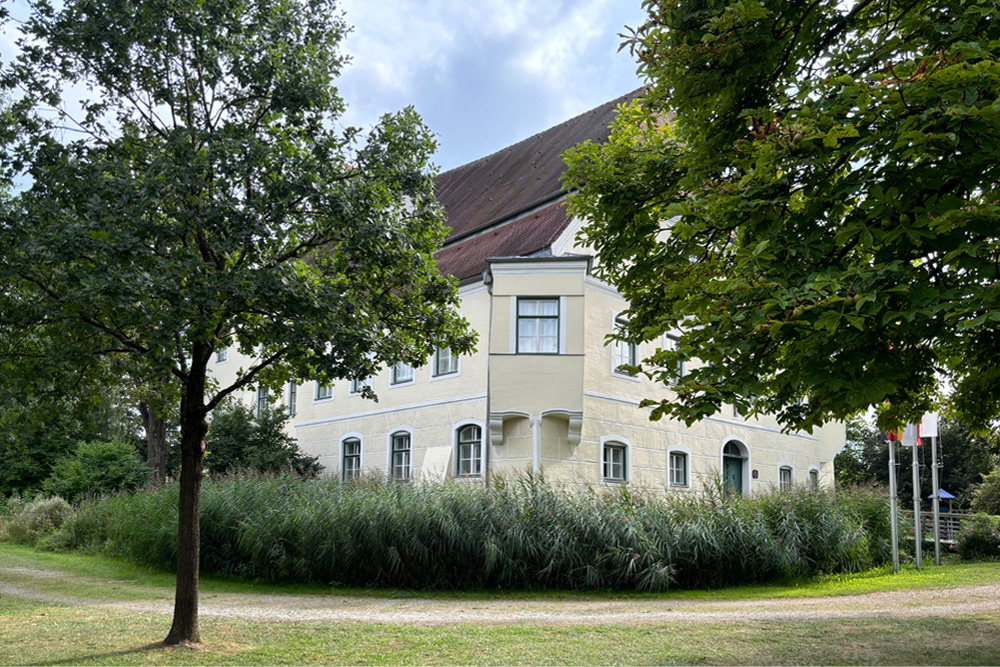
669,452,688,487
456,425,482,477
392,362,414,385
315,382,333,401
287,382,297,417
809,469,819,490
342,439,361,480
434,347,459,376
780,467,793,491
255,387,268,419
216,347,228,363
612,315,637,374
351,376,372,394
391,433,411,481
663,334,685,385
602,443,626,483
517,298,559,354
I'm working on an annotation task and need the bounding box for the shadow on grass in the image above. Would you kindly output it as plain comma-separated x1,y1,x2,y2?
33,641,207,666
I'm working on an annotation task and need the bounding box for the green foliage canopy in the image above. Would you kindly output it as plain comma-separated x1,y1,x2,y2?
42,440,150,503
204,400,320,477
564,0,1000,431
0,0,474,399
969,469,1000,516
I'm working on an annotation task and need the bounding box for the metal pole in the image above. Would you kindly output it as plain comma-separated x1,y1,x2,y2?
931,435,941,565
888,439,900,573
912,438,922,569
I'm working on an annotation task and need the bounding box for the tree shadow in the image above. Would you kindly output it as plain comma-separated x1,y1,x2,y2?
33,641,206,666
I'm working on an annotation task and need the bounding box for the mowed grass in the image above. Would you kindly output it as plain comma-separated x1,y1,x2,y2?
3,600,999,666
2,543,1000,665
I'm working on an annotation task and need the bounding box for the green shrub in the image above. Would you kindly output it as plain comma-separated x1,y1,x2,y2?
205,401,321,477
969,469,1000,516
955,514,1000,560
41,440,150,502
41,474,893,591
1,496,72,545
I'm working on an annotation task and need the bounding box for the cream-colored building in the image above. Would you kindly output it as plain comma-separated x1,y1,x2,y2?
213,91,844,493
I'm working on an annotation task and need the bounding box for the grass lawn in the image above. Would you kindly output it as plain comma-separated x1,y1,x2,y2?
2,543,999,666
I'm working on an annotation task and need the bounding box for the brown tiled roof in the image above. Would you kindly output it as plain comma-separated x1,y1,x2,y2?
435,88,644,246
434,200,572,281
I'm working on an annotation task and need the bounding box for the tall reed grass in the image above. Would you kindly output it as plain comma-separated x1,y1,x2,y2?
45,475,893,590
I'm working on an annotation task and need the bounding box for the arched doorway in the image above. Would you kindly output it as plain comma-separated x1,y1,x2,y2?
722,440,747,494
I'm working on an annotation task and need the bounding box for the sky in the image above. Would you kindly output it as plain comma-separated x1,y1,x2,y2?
334,0,647,171
0,0,648,173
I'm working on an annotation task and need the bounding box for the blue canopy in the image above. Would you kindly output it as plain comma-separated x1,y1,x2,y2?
928,489,956,499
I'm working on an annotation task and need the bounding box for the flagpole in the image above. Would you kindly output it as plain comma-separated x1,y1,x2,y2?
912,436,922,569
888,438,900,573
931,435,941,565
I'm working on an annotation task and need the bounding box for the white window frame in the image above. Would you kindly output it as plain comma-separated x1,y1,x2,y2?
314,382,334,402
779,465,794,491
215,347,228,364
808,467,820,490
350,375,372,395
454,421,485,477
341,434,363,481
516,297,561,354
390,361,415,386
431,347,460,379
600,437,629,485
611,312,639,379
387,428,413,481
668,448,690,488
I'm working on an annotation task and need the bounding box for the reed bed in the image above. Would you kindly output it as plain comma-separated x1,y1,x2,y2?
45,475,892,590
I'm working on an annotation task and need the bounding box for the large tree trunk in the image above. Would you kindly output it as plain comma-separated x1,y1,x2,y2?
163,355,210,645
139,400,167,485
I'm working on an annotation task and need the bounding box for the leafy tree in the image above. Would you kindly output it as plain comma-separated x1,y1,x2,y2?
0,346,139,496
42,440,150,502
204,399,320,477
833,418,883,488
969,469,1000,516
0,0,473,645
563,0,1000,432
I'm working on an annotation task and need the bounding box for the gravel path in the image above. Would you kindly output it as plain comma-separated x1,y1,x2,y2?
3,567,999,626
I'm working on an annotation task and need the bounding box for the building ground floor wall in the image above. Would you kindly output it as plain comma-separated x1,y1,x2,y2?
289,391,837,493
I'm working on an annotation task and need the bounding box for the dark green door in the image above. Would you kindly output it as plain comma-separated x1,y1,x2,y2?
723,456,743,494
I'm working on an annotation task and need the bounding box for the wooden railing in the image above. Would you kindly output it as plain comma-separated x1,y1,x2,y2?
917,511,971,543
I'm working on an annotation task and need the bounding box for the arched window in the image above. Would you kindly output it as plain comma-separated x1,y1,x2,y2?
456,425,482,477
342,438,361,480
779,466,793,491
809,468,819,490
391,431,411,480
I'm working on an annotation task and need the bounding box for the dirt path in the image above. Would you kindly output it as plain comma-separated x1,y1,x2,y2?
3,567,999,626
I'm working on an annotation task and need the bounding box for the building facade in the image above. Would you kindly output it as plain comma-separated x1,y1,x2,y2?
212,91,844,493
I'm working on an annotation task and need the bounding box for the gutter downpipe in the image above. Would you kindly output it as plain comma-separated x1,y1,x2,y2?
483,269,494,481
